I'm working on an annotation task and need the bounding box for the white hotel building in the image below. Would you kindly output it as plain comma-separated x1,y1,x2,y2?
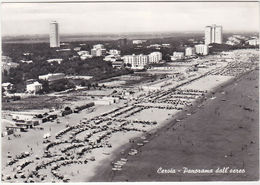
122,52,162,69
185,47,195,56
122,54,148,69
195,44,209,55
148,52,162,63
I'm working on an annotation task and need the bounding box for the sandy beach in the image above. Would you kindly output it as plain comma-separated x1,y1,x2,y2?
90,69,259,181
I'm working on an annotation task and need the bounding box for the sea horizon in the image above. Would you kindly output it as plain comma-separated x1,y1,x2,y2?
2,30,258,44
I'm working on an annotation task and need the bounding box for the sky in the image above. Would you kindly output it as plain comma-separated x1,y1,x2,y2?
1,1,259,36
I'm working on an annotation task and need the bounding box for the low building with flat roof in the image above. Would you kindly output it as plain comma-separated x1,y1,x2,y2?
247,38,259,46
94,97,119,105
109,49,121,55
26,81,42,94
47,58,63,64
2,82,13,92
172,52,185,60
39,73,65,84
112,60,124,69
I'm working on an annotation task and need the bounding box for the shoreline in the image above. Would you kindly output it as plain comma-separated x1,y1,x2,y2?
89,69,259,182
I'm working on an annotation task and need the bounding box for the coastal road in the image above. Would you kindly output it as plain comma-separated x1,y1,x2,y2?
90,69,259,181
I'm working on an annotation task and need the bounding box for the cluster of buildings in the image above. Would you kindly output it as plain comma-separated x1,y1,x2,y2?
78,45,122,60
24,73,65,94
2,80,44,95
3,111,59,135
77,51,92,60
2,69,77,95
225,35,247,46
75,43,163,69
171,24,221,61
76,44,117,60
47,21,219,66
3,21,259,100
226,36,242,46
225,35,259,46
171,24,222,60
171,44,209,61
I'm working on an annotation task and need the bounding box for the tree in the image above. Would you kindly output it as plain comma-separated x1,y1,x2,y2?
3,70,8,76
64,106,71,111
40,80,50,93
67,81,76,89
3,42,134,93
80,81,86,87
52,82,66,92
37,89,44,95
87,83,91,90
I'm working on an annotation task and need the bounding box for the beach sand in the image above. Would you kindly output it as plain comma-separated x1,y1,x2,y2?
90,69,259,181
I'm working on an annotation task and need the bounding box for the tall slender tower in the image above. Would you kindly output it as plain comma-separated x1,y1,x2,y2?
215,26,223,44
205,24,223,45
205,26,212,45
49,21,60,48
